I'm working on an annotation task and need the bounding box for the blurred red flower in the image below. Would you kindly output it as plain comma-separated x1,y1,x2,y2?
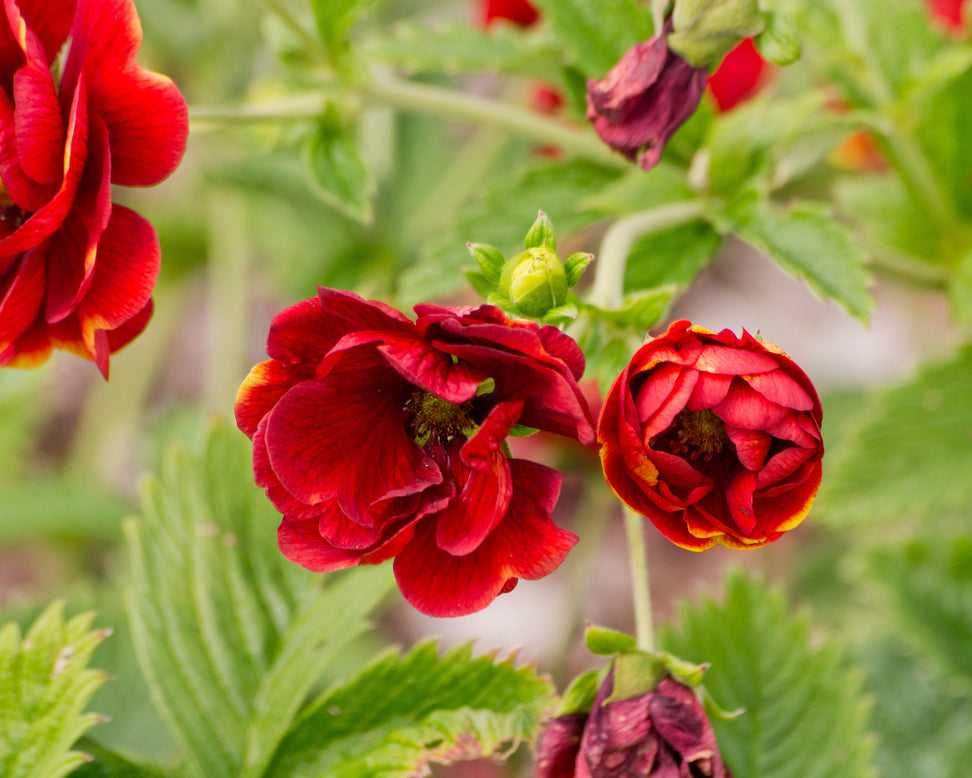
480,0,539,28
707,38,771,112
927,0,967,32
536,669,732,778
236,288,596,617
586,31,708,171
0,0,188,378
597,320,823,551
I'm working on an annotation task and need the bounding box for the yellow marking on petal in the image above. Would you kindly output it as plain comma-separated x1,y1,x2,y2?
774,494,818,533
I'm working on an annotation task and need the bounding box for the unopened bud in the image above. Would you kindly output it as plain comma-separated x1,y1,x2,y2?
755,11,801,66
499,246,569,318
668,0,765,66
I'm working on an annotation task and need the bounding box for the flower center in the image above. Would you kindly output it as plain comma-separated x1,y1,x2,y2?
670,409,729,461
405,390,476,446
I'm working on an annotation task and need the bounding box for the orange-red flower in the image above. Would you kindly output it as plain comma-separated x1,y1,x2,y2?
597,320,823,551
0,0,188,377
480,0,539,28
927,0,967,32
236,288,596,617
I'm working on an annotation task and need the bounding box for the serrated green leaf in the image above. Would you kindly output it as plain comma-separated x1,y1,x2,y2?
723,193,874,320
818,344,972,526
364,20,561,81
0,603,109,778
124,421,395,778
309,0,370,59
70,737,165,778
660,570,876,778
304,125,375,225
533,0,655,78
869,537,972,683
266,641,555,778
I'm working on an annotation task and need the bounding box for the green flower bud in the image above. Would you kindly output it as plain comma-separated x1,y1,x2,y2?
668,0,766,67
755,11,801,66
499,246,569,318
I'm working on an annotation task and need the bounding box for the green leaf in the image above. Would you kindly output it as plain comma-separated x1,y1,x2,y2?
869,537,972,682
624,220,722,294
265,641,556,777
70,738,165,778
304,124,375,225
309,0,371,59
0,602,110,778
948,248,972,324
532,0,655,78
124,421,395,778
723,193,874,320
364,20,561,81
584,624,637,655
586,286,677,331
660,570,876,778
818,344,972,526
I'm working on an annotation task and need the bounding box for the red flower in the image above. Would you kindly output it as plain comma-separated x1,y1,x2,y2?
536,670,732,778
707,38,771,112
586,30,708,171
597,320,823,551
0,0,188,378
927,0,967,32
480,0,539,28
235,288,596,617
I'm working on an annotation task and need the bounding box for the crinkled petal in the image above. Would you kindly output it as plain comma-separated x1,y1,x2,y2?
378,333,486,404
235,359,313,438
0,248,44,351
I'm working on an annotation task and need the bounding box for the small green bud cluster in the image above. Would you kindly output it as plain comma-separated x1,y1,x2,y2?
467,211,593,325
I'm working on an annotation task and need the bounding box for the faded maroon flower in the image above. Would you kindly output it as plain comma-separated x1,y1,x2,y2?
537,670,732,778
707,38,771,112
586,28,707,171
235,288,595,617
0,0,188,377
597,320,823,551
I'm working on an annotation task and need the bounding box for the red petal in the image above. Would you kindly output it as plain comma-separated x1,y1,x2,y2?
60,0,187,186
394,460,575,616
712,379,789,431
252,419,326,521
278,517,363,573
744,369,814,411
754,463,821,533
686,372,733,411
537,323,586,380
725,425,771,470
755,444,817,490
0,248,44,350
694,343,778,374
378,333,486,404
264,370,442,526
636,366,698,439
726,468,758,535
235,359,313,438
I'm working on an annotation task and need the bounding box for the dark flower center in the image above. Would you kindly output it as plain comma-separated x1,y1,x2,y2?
405,390,477,446
669,409,729,461
1,204,27,239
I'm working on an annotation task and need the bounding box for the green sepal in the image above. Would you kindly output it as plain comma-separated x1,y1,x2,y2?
507,424,539,437
657,651,709,686
466,242,505,286
524,210,556,250
668,0,765,66
701,686,746,721
755,12,801,66
540,302,579,326
609,651,666,702
564,252,594,288
555,669,603,716
585,624,637,655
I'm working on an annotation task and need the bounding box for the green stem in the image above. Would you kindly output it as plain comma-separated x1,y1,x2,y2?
588,201,706,310
360,74,629,169
623,505,654,652
189,93,330,132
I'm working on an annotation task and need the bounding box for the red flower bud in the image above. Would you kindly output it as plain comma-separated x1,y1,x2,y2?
537,670,732,778
586,30,708,171
480,0,539,28
597,320,823,550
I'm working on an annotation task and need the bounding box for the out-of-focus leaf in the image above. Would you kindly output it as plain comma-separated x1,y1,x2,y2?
869,537,972,682
624,220,722,293
70,738,165,778
265,641,556,778
578,163,694,216
0,480,131,544
124,422,394,778
304,124,376,225
948,248,972,324
365,20,561,81
0,372,43,478
584,286,676,331
309,0,372,59
819,344,972,526
857,639,972,778
722,192,874,320
660,570,876,778
532,0,654,78
0,602,110,778
916,67,972,219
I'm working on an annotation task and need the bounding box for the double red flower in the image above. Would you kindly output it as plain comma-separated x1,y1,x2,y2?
0,0,188,377
236,288,595,617
598,321,823,551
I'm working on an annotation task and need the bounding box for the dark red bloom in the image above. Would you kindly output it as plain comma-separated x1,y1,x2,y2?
537,670,732,778
586,31,708,171
597,320,823,551
0,0,188,378
480,0,539,28
235,288,595,617
707,38,771,112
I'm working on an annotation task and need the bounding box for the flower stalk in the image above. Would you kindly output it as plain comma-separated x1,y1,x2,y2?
623,505,655,652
